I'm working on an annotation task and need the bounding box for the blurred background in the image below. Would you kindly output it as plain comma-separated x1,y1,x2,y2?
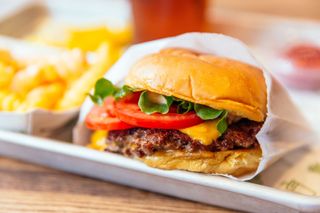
216,0,320,19
0,0,319,133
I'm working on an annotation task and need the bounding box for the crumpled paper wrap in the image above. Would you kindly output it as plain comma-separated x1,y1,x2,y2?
74,33,316,180
252,143,320,196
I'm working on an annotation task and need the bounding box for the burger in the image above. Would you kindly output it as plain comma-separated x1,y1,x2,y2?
85,48,267,176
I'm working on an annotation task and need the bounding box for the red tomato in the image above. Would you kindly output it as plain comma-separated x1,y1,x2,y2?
114,100,204,129
103,97,116,117
120,92,141,103
85,98,134,131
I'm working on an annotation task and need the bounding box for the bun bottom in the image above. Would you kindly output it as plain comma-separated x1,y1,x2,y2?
140,148,262,176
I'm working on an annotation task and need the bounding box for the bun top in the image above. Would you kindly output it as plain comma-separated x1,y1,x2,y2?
125,48,267,121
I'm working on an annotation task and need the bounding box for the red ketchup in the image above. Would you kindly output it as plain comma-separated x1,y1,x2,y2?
279,44,320,90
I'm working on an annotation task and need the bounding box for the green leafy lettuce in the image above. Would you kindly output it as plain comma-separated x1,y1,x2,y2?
89,78,133,105
114,85,134,100
177,101,193,114
191,103,228,135
138,91,173,114
171,97,192,114
194,104,224,120
89,78,117,105
217,111,228,135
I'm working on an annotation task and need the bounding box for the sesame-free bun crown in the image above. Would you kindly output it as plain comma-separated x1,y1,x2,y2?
125,48,267,121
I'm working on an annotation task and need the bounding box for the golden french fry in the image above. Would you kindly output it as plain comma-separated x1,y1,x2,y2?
0,49,22,71
39,64,61,83
0,90,8,110
56,43,117,110
24,83,65,110
0,92,22,111
0,63,15,89
0,24,131,112
15,102,29,112
10,64,61,94
51,49,88,81
0,49,12,63
10,66,39,94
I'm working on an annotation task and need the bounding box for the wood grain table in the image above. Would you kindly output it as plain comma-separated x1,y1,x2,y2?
0,157,237,213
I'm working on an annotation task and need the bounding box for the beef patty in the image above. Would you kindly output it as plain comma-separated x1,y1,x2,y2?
105,119,263,158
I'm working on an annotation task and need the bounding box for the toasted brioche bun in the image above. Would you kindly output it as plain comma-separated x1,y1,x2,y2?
125,48,267,122
141,148,262,176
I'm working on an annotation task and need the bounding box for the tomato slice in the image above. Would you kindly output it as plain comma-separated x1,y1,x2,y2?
114,100,204,129
85,98,134,131
103,97,116,117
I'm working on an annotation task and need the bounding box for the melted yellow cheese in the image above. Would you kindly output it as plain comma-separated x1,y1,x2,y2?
179,120,219,145
88,130,108,151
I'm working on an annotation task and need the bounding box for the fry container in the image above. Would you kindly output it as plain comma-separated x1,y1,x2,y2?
0,36,110,137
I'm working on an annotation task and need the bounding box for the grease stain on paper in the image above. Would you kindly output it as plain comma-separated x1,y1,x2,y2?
280,179,317,196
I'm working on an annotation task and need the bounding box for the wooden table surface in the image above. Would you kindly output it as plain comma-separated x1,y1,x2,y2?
0,157,237,213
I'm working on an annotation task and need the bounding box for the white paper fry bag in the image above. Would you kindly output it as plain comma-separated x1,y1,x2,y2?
75,33,317,180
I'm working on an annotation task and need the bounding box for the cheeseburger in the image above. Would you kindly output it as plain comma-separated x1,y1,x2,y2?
86,48,267,176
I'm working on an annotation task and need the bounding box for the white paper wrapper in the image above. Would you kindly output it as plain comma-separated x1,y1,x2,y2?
0,109,78,136
255,143,320,196
75,33,316,180
0,36,79,137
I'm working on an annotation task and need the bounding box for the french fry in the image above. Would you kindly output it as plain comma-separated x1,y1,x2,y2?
50,49,88,81
0,24,131,112
10,64,61,94
40,64,61,83
0,49,19,69
55,43,117,110
0,63,15,89
24,83,65,110
0,90,8,110
0,92,22,111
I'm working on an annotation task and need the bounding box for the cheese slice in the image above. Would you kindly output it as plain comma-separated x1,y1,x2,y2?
179,120,219,145
88,130,108,151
